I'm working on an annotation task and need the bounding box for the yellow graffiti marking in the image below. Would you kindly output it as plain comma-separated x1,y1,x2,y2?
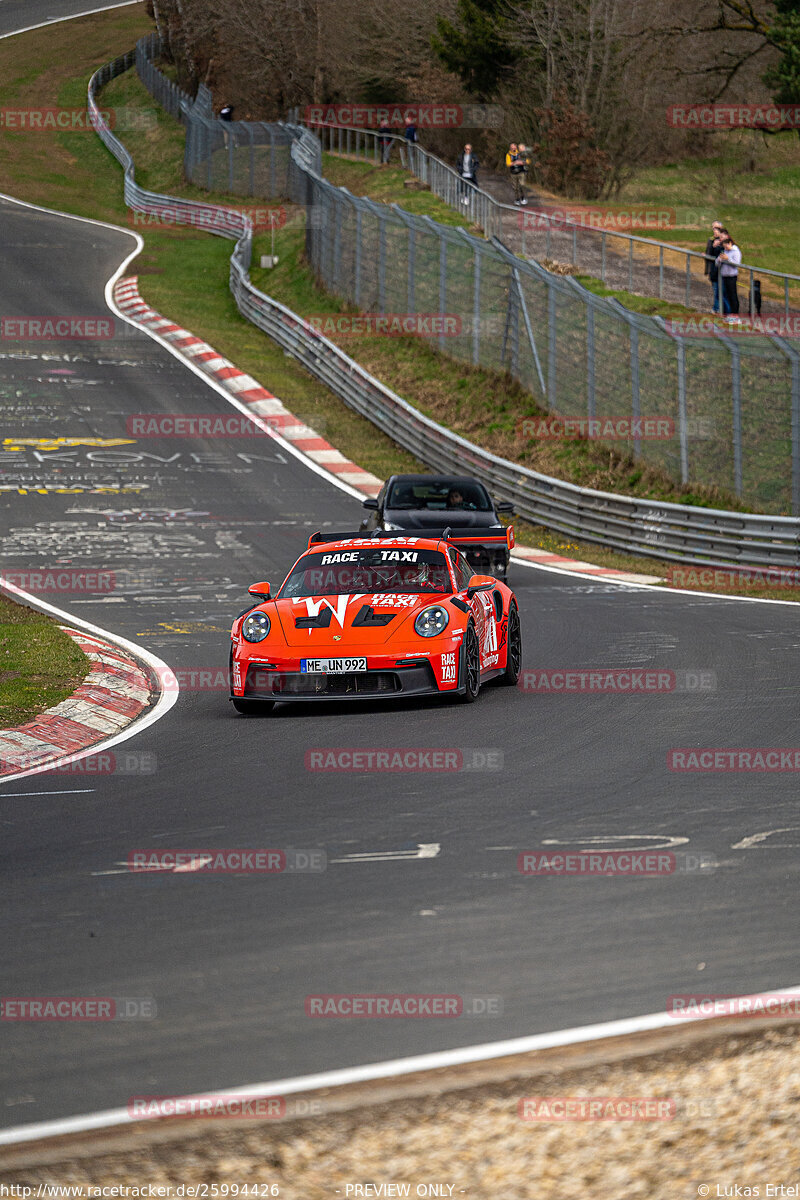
2,438,136,451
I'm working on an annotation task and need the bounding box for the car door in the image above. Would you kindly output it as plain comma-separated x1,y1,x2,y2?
453,550,492,668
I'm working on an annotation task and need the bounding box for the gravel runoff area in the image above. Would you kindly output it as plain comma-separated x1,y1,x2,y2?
1,1021,798,1199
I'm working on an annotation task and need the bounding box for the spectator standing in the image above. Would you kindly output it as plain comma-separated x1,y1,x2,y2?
457,143,479,203
219,104,234,122
705,221,725,312
404,114,418,144
717,232,741,318
378,118,392,165
506,143,525,205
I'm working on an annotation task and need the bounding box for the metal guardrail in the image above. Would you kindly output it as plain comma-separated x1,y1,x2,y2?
158,37,800,516
89,47,800,568
299,115,800,318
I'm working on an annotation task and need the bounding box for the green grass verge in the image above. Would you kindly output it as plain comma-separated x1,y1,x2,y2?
0,597,90,728
1,8,797,600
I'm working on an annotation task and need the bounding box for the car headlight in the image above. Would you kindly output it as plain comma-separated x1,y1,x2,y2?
241,611,271,642
383,521,403,531
414,605,450,637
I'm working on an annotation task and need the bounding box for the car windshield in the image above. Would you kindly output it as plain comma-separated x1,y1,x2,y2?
387,479,492,511
279,547,452,597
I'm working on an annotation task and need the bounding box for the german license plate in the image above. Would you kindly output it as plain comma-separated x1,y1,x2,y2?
301,657,367,674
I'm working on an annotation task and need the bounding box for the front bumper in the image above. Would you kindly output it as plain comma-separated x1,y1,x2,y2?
231,648,461,703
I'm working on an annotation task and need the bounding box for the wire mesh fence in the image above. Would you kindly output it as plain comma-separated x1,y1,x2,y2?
135,35,800,516
301,116,800,319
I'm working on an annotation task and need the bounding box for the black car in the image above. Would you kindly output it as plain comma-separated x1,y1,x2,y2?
360,474,515,580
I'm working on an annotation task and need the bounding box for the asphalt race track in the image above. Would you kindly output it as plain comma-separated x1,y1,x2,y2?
1,2,799,1130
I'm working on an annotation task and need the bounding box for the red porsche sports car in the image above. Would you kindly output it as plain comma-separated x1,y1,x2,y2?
229,530,522,713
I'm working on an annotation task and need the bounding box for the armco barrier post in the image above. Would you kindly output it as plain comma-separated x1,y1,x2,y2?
771,336,800,516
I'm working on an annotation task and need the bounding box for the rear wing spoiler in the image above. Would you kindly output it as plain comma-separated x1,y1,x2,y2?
307,527,514,550
445,528,515,551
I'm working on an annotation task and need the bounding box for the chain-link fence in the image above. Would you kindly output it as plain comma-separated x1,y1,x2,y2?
136,35,800,516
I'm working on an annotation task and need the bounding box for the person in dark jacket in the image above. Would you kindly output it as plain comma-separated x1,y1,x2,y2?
457,143,479,203
705,221,724,312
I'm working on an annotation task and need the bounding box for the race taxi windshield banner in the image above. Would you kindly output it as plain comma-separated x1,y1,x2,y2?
280,547,451,597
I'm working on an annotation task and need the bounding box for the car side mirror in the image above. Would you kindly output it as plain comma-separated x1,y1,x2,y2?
466,580,493,598
248,581,271,598
362,497,379,509
496,501,514,514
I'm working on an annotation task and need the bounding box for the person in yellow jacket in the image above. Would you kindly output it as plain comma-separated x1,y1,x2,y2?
506,142,527,206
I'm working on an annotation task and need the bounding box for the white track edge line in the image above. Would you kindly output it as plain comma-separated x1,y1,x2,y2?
509,552,800,605
0,578,178,785
0,15,796,1154
1,982,798,1145
0,0,140,42
3,199,793,604
0,229,179,785
111,292,367,500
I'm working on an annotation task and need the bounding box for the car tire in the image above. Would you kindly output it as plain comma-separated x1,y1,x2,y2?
459,623,481,703
231,698,275,715
500,602,522,685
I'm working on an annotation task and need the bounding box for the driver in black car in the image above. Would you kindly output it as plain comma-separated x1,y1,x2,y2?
446,487,465,508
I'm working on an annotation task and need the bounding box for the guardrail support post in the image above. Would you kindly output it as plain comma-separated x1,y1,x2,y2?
586,304,596,420
472,247,481,367
548,284,557,409
438,236,447,355
268,124,276,197
772,336,800,517
631,323,641,457
354,207,362,308
677,340,689,484
512,268,546,398
227,124,235,191
378,213,387,312
333,193,343,290
732,346,742,498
